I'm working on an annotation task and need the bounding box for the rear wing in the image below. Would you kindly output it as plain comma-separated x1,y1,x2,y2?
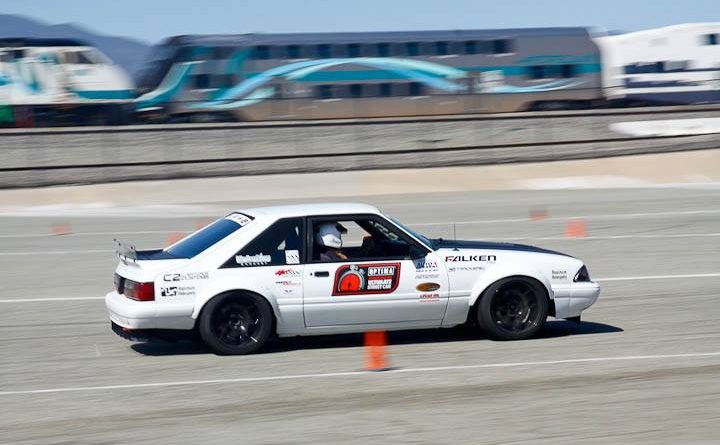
114,238,137,263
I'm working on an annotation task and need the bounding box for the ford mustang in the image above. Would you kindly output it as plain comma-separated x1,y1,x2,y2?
106,203,599,354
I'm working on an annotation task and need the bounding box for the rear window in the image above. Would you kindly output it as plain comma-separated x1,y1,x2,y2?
165,213,253,258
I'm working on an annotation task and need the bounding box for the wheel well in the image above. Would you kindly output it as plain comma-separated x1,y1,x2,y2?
194,289,278,333
468,275,554,322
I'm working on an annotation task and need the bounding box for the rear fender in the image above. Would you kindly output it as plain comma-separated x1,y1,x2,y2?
191,281,279,321
468,265,553,307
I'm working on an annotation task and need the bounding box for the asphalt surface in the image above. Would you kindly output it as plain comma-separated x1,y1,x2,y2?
1,186,720,444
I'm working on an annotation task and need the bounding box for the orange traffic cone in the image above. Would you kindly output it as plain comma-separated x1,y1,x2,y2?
364,331,390,371
51,222,72,236
565,219,587,238
166,232,186,246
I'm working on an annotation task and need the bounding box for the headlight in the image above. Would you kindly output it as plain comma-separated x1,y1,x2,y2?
574,265,591,282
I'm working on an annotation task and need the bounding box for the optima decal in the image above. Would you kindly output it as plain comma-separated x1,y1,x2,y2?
445,255,497,263
333,263,401,296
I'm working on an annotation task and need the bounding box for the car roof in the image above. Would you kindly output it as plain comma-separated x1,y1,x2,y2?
239,202,381,219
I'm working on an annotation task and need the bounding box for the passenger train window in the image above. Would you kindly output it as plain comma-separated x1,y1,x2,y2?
406,42,420,56
350,84,363,98
76,51,95,64
379,83,392,97
435,41,449,56
529,65,546,79
286,45,301,59
409,82,423,96
705,34,718,45
253,46,270,60
493,39,508,54
194,74,210,89
463,41,478,55
561,64,575,78
332,44,348,58
377,42,390,57
317,85,333,99
348,44,361,58
316,44,331,58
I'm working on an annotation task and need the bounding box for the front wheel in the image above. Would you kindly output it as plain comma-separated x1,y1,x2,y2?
198,293,274,355
476,277,548,340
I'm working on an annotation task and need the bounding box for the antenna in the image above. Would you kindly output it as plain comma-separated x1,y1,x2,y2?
453,223,457,242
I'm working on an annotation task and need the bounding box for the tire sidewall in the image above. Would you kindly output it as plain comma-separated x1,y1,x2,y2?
199,292,274,355
476,277,549,340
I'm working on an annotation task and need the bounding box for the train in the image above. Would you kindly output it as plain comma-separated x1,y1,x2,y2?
1,23,718,126
135,27,605,122
0,38,135,126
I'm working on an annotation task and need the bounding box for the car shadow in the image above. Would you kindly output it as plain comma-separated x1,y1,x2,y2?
130,320,623,356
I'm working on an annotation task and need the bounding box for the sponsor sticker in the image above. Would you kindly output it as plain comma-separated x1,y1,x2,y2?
236,253,271,266
275,268,301,277
333,263,401,296
445,255,497,263
285,249,300,264
552,270,568,280
160,286,195,297
225,213,252,226
419,292,440,302
163,272,209,282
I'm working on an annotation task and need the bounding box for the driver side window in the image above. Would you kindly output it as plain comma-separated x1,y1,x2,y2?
311,216,416,262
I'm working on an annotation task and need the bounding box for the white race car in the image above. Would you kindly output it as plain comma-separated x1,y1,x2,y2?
106,203,599,354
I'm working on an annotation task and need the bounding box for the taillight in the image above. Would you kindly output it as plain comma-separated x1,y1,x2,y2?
574,265,591,282
123,279,155,301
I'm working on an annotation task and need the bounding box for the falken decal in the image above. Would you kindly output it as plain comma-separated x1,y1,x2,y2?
444,255,497,263
333,263,401,296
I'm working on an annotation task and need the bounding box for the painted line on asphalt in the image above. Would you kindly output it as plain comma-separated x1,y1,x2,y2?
2,351,720,396
0,297,105,303
0,230,178,239
594,273,720,282
0,249,113,256
489,233,720,242
409,209,720,226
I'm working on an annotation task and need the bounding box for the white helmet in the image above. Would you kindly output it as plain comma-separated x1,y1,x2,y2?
316,223,342,249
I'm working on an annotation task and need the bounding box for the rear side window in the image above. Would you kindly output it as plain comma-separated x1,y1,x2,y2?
165,213,253,258
223,217,305,267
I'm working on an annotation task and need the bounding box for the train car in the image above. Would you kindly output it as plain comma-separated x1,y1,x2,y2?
135,28,604,122
596,23,720,105
0,38,135,126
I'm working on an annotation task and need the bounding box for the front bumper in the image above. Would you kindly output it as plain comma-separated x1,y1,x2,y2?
569,281,601,316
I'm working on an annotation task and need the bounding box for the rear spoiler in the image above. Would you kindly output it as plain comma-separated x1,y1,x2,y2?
114,238,138,263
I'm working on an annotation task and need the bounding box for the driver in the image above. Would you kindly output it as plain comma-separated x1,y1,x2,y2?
316,222,348,261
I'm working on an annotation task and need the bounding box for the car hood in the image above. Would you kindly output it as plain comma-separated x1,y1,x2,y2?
432,239,572,257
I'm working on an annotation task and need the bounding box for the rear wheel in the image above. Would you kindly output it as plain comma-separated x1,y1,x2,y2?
476,277,548,340
198,293,273,355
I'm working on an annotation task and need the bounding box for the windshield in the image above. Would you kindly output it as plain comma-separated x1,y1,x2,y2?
165,212,253,258
386,215,433,248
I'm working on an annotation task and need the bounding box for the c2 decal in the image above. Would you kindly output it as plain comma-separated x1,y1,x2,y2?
332,263,401,296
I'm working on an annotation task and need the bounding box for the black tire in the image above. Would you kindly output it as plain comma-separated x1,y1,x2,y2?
476,277,548,340
198,292,274,355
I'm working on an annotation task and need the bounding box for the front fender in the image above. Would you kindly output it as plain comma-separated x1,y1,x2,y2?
468,265,553,307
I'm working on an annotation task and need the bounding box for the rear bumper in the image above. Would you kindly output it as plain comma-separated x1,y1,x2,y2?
105,291,195,330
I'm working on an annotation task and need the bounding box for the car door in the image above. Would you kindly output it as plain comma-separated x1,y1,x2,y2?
303,214,449,327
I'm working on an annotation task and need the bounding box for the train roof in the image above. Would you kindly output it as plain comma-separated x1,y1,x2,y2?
163,27,594,46
0,38,89,47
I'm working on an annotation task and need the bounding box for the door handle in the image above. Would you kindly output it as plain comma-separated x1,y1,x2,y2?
313,271,330,277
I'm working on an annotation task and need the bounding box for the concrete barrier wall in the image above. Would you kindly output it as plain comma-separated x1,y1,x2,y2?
1,107,719,188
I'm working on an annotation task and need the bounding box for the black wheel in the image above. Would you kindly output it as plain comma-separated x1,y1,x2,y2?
198,293,274,355
476,277,548,340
